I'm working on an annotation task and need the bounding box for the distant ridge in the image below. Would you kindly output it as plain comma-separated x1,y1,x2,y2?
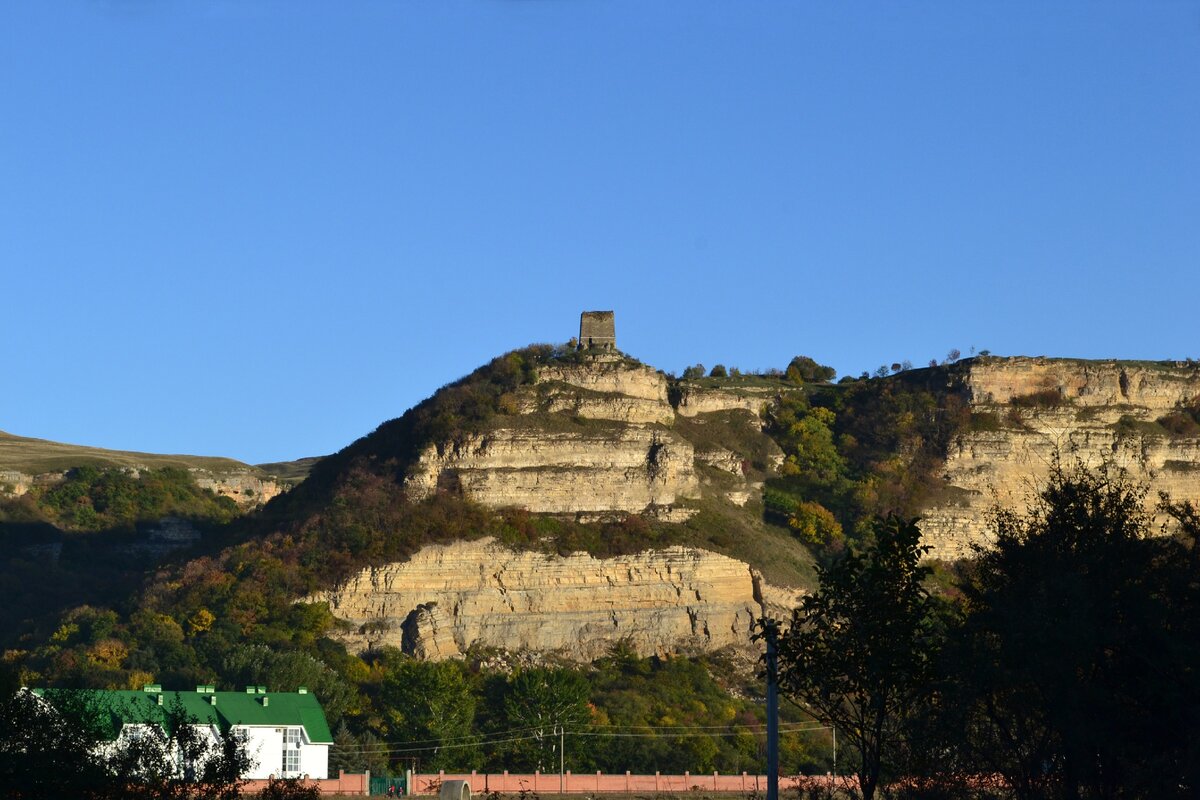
0,429,271,477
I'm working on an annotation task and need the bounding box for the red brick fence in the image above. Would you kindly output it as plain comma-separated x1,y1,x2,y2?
242,771,369,796
413,771,824,795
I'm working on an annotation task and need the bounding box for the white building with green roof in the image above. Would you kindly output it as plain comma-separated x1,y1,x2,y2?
34,685,333,780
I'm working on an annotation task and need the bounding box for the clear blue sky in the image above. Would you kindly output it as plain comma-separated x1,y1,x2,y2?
3,2,1198,464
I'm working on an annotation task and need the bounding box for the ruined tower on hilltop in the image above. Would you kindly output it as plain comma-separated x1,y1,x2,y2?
579,310,616,351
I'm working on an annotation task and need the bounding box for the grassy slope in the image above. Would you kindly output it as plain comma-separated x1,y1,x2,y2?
0,430,262,475
254,456,321,482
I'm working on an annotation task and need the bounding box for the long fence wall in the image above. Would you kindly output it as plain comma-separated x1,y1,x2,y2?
241,771,369,796
413,771,821,795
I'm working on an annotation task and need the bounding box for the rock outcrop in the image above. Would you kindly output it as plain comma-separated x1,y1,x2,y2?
405,358,712,519
404,427,699,516
191,471,286,508
674,385,773,418
919,358,1200,560
311,538,800,661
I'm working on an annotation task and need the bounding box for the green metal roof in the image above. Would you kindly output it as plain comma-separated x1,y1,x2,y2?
32,689,333,744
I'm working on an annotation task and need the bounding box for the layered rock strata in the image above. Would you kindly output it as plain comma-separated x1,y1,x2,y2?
404,428,698,515
312,538,799,661
920,358,1200,560
406,358,703,518
674,386,773,418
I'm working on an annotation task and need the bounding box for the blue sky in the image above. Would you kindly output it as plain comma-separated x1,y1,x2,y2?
3,2,1198,464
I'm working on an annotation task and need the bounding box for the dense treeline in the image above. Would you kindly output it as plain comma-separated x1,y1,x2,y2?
1,466,240,532
765,361,971,558
776,462,1200,799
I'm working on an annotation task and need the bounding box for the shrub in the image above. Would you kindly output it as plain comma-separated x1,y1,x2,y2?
1010,388,1065,409
969,412,1003,432
786,356,837,384
1157,411,1200,437
254,777,321,800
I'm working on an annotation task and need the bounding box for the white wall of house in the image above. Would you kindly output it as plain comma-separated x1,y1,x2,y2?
300,741,330,779
235,725,327,779
239,726,284,779
106,721,327,781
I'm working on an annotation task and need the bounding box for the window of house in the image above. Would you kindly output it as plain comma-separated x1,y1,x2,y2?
282,727,302,775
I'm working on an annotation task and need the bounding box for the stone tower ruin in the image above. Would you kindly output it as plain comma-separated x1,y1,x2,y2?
579,311,617,351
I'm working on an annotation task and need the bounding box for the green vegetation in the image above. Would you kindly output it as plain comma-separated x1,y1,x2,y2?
772,462,1200,798
785,355,836,384
774,516,939,800
5,466,241,532
763,366,971,559
1157,397,1200,438
1009,387,1067,409
0,682,250,799
331,648,832,776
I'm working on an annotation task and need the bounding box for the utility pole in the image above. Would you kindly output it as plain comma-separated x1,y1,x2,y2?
764,622,779,800
556,724,565,794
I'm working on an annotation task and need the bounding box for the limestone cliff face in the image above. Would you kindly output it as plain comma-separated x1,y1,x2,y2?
405,358,711,519
404,427,699,516
675,386,773,418
191,471,286,508
536,359,671,403
311,538,799,661
920,358,1200,560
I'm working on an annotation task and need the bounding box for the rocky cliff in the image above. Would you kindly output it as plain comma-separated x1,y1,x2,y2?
311,538,801,661
919,358,1200,560
404,358,725,521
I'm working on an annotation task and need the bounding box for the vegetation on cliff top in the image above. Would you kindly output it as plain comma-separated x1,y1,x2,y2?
763,362,972,558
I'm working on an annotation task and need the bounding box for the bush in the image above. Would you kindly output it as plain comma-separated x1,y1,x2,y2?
968,412,1003,432
253,777,321,800
1157,411,1200,437
1009,388,1065,408
786,356,837,384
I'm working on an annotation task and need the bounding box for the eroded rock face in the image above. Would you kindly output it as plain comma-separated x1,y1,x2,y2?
191,472,286,508
675,386,772,418
537,360,670,403
404,428,699,515
405,358,707,518
312,538,798,661
919,358,1200,560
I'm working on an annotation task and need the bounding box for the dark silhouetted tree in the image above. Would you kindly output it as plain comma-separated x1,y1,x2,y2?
772,515,939,800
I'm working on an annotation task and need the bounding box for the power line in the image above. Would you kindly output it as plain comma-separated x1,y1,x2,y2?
339,724,833,755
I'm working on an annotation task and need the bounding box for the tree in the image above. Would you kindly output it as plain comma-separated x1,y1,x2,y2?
378,655,477,770
788,500,844,556
786,356,836,384
682,364,706,380
947,461,1200,799
497,668,591,771
772,515,939,800
709,364,728,378
0,688,249,799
